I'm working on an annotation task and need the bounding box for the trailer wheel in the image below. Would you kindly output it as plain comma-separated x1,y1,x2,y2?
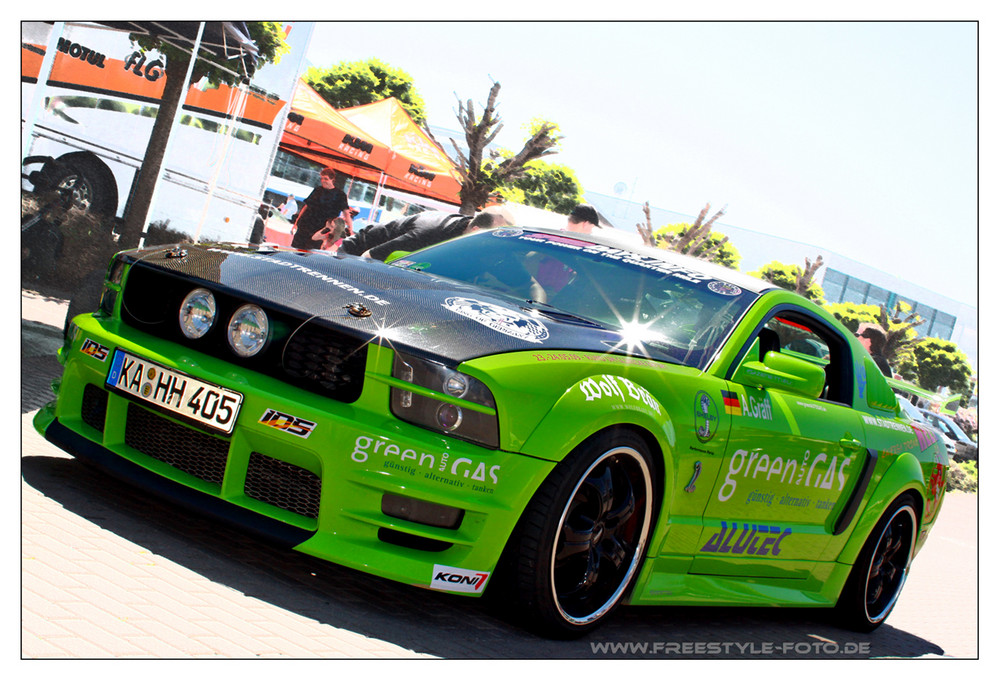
43,157,117,215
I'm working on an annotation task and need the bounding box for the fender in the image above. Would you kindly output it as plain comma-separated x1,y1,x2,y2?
835,451,925,566
519,373,676,464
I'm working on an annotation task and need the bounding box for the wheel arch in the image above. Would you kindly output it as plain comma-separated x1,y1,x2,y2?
836,453,925,567
486,421,668,635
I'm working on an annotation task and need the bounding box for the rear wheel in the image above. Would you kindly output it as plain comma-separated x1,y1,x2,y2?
837,496,917,631
505,430,655,638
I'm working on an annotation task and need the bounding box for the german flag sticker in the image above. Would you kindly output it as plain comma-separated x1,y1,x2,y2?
721,390,741,416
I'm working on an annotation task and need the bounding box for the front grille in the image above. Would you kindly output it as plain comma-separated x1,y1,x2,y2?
244,452,321,518
124,402,229,487
81,384,108,432
282,324,366,402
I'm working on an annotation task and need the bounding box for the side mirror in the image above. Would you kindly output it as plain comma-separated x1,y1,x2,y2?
733,351,826,399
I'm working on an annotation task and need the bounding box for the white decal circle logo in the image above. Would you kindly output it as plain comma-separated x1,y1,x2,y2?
708,281,742,296
443,297,549,344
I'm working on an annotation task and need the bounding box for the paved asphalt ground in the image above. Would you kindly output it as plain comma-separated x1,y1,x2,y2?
20,289,979,659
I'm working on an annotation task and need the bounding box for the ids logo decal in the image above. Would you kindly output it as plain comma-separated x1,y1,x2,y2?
430,564,490,593
80,338,110,361
259,409,317,438
442,297,549,344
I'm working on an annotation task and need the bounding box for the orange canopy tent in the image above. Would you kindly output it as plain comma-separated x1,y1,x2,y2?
279,80,462,206
280,82,392,171
339,98,462,204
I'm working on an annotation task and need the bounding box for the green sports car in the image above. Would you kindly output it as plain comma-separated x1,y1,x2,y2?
35,227,948,638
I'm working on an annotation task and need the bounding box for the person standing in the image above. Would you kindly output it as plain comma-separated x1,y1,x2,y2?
278,194,298,219
290,168,354,249
856,323,893,377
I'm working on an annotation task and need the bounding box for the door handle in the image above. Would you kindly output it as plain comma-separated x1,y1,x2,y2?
839,437,864,450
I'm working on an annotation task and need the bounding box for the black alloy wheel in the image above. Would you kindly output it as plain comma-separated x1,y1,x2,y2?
837,496,917,631
504,429,655,638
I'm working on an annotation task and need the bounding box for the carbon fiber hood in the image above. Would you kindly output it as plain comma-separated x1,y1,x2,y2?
122,243,654,365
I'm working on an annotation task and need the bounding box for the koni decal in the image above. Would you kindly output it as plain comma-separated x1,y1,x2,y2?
717,448,853,502
430,565,490,593
351,435,500,491
701,521,792,556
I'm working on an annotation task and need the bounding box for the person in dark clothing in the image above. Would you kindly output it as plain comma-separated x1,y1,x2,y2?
857,324,893,377
290,167,354,250
566,203,601,234
249,203,270,245
338,207,514,261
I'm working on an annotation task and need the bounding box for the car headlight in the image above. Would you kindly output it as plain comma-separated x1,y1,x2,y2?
179,288,217,339
391,352,499,448
227,304,269,357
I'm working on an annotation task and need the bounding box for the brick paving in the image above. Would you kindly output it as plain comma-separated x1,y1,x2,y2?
21,289,978,658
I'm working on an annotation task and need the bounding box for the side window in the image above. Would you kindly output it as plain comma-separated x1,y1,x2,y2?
763,317,831,363
736,310,853,406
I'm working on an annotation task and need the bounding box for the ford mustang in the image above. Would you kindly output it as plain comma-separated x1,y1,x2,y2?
35,227,947,637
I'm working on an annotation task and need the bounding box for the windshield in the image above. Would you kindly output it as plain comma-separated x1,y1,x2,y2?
390,229,759,368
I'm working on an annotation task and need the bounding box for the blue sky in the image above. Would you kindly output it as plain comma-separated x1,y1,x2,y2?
304,20,978,308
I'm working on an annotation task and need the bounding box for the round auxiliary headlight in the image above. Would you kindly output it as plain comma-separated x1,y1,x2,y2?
179,288,217,339
443,372,469,398
436,403,464,432
227,304,269,357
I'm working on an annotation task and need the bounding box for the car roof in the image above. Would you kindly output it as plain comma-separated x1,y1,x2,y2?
515,227,779,295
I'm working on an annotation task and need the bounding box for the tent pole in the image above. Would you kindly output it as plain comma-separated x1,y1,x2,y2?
138,21,205,248
370,171,387,223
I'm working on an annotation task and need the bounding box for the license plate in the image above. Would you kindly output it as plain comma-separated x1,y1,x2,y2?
106,350,243,434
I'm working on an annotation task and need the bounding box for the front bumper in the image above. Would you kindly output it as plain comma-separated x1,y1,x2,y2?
36,314,555,594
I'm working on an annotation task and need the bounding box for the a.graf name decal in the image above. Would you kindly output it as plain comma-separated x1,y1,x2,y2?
351,435,501,492
701,521,792,556
442,297,549,344
578,374,661,415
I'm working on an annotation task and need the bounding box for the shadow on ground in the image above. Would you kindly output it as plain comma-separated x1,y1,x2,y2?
20,450,944,660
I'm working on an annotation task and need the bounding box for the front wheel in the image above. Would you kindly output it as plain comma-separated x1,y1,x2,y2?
504,430,656,638
836,496,918,631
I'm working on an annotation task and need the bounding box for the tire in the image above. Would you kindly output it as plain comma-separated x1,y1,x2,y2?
44,159,116,215
836,496,918,632
504,429,656,638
